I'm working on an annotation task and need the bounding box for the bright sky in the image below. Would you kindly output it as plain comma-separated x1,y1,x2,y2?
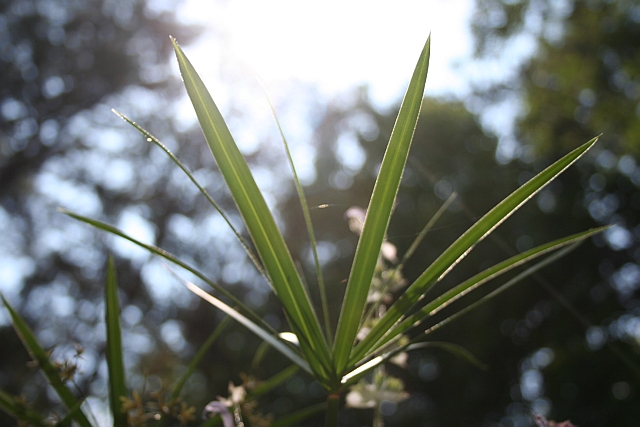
176,0,477,106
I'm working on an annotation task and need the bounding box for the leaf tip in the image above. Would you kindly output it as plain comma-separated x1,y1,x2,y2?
170,35,182,55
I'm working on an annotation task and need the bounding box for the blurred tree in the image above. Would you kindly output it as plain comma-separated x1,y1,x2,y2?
472,0,640,156
468,0,640,425
0,0,226,421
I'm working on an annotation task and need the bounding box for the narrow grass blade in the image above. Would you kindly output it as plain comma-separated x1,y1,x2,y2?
105,256,127,427
271,402,326,427
350,137,598,366
333,36,431,374
54,398,85,427
253,342,276,372
112,109,267,281
407,342,488,370
341,339,487,388
360,190,457,325
171,37,332,377
422,241,584,337
185,282,312,375
367,226,607,354
170,316,231,401
249,365,299,398
396,191,458,273
353,242,590,375
261,87,332,347
0,295,92,427
60,209,277,337
0,389,45,426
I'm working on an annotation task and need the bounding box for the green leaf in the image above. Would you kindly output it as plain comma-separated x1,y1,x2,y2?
369,226,607,353
104,256,127,427
271,402,326,427
60,209,277,338
341,338,489,388
371,246,582,387
0,389,45,426
360,190,457,325
0,295,92,427
407,342,488,371
169,316,231,401
350,136,598,366
333,36,431,375
396,191,458,272
422,241,585,337
262,89,332,347
54,398,85,427
171,37,332,381
249,365,299,398
112,109,267,281
186,282,312,375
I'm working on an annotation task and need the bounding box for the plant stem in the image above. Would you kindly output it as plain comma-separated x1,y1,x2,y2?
373,404,384,427
325,393,340,427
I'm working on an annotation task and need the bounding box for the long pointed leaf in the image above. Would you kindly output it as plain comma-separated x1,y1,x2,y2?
60,209,277,337
112,109,267,281
105,256,127,427
333,36,431,374
0,295,92,427
271,402,326,427
366,226,607,354
360,190,457,325
396,191,458,272
171,37,332,379
54,398,85,427
351,137,598,366
170,316,231,401
0,389,45,426
340,339,488,388
342,244,575,386
422,241,584,337
185,282,312,375
249,365,299,398
407,342,488,370
262,88,332,347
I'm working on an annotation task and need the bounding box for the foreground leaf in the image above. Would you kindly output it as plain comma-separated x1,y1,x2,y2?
333,36,431,374
369,226,607,353
112,109,266,281
170,316,231,401
350,137,598,366
1,295,92,427
186,282,312,375
61,209,277,337
407,342,488,371
0,389,45,426
263,89,332,347
105,256,127,426
172,37,332,381
271,402,326,427
422,241,585,337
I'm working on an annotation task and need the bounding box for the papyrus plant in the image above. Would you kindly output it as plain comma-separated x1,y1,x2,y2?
2,35,605,427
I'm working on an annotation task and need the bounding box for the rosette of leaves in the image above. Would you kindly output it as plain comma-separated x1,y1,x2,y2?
38,35,603,426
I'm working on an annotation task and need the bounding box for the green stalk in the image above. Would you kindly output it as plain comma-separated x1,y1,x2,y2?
325,393,340,427
262,88,333,347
